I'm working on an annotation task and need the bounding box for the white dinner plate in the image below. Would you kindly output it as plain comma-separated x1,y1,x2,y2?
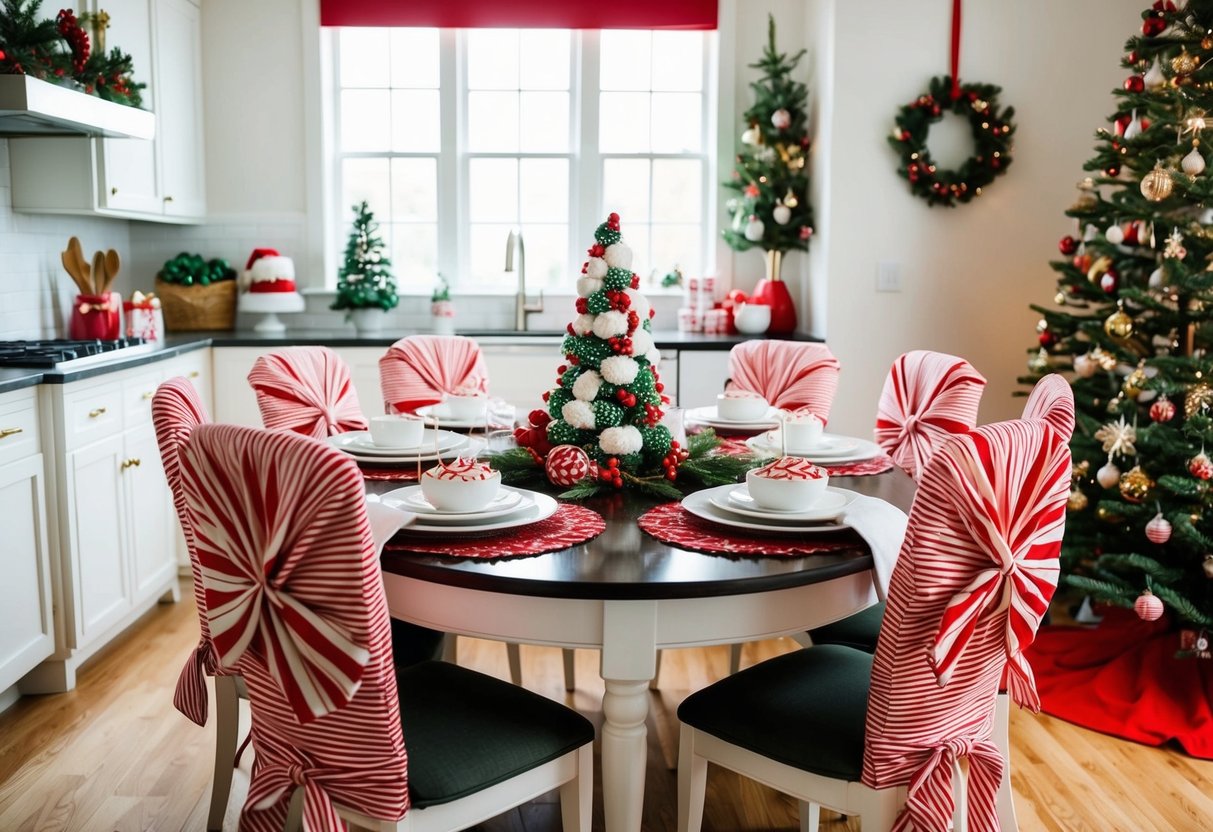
685,405,784,432
681,486,850,534
750,430,861,457
746,432,882,464
339,437,485,465
709,485,855,522
416,403,513,431
329,429,467,456
382,489,558,535
387,485,526,520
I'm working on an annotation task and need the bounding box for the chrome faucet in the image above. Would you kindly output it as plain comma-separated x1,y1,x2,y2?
505,229,543,331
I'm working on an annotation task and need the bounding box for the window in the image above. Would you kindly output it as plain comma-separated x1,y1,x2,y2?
329,27,715,293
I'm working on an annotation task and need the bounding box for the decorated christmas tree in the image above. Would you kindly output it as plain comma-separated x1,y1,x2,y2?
0,0,69,80
331,201,399,312
1024,0,1213,635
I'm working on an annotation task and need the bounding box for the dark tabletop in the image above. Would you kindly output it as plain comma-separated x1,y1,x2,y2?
377,470,915,601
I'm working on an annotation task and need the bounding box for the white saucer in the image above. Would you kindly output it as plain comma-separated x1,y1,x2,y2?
685,405,783,432
339,437,485,465
712,485,854,522
416,403,505,430
382,489,558,535
329,429,466,456
392,486,526,520
746,432,882,464
681,485,850,534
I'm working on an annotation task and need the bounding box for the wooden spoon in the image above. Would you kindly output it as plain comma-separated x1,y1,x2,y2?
103,249,120,293
60,245,88,294
69,237,92,292
92,251,107,297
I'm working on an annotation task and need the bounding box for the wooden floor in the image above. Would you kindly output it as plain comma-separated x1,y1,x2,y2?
2,582,1212,831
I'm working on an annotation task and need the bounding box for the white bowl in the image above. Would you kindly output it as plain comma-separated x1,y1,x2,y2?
734,303,771,335
746,461,828,511
717,391,770,422
420,464,502,512
783,412,824,451
369,414,425,448
443,393,487,420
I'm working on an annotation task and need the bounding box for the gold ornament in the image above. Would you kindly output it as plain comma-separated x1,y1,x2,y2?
1067,489,1089,512
1141,164,1175,201
1187,381,1213,418
1087,256,1113,283
1204,32,1213,50
783,188,798,209
1118,465,1155,503
1055,290,1068,305
1105,307,1134,339
1172,49,1200,76
1123,362,1148,400
1072,460,1091,480
1164,228,1188,259
1089,346,1118,371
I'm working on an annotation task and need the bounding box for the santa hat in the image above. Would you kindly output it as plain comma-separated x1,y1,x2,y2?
244,248,295,281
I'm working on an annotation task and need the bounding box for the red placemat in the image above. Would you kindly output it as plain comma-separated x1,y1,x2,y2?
638,502,862,557
384,503,605,559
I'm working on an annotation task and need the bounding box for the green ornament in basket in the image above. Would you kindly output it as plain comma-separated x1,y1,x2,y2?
154,252,238,331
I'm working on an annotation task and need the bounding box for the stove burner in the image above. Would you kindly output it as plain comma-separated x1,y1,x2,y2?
0,338,152,369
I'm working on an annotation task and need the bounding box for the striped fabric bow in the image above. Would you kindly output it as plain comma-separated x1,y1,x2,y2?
726,340,841,419
248,347,368,439
245,759,344,832
181,424,375,723
379,335,489,414
875,350,986,480
891,738,1004,832
1021,373,1076,441
928,422,1070,710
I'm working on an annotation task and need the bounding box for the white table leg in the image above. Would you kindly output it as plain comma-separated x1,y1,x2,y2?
600,600,658,832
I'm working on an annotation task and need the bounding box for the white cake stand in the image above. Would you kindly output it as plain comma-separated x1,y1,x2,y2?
238,292,305,333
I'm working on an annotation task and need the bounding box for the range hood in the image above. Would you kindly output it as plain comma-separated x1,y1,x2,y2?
0,75,154,139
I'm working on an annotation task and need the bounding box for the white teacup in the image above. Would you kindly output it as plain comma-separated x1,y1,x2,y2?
746,458,829,511
717,390,769,422
420,459,502,512
369,414,425,448
782,411,824,451
443,392,487,420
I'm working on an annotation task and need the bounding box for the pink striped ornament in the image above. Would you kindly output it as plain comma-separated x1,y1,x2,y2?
1135,590,1165,621
1146,513,1172,544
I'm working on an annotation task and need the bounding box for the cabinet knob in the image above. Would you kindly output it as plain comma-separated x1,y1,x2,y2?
88,407,107,419
121,458,142,470
111,187,118,196
163,195,174,203
0,426,23,440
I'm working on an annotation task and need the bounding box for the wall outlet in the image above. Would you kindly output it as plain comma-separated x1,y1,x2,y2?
876,260,902,293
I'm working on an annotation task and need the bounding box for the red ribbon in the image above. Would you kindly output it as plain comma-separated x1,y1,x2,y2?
950,0,962,100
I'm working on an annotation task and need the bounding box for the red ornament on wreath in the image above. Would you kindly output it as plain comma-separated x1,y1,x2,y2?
1149,397,1176,423
1191,451,1213,480
545,444,596,487
1134,589,1165,621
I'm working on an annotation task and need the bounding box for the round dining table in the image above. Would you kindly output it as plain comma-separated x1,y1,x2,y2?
374,470,915,832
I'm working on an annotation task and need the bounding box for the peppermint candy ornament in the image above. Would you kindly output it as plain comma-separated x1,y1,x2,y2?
545,444,596,487
1150,397,1176,423
1146,512,1172,544
1134,590,1164,622
1190,451,1213,480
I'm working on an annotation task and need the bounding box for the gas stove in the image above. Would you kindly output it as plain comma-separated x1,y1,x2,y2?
0,338,156,369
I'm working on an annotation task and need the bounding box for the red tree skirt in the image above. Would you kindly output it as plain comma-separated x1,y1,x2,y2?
1026,607,1213,759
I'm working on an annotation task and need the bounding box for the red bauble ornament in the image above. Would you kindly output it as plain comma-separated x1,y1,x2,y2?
1059,235,1079,255
545,444,596,487
0,49,6,62
1124,75,1145,93
1134,590,1165,621
1072,253,1092,273
528,409,552,428
1145,513,1173,544
1122,222,1141,246
1190,452,1213,480
1149,397,1176,423
1104,164,1121,177
1039,330,1057,348
1100,271,1119,293
1142,16,1167,37
1126,50,1139,64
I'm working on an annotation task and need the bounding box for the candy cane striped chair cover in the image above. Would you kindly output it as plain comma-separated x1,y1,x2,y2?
152,377,244,832
379,335,489,415
248,346,368,438
179,424,593,832
677,418,1070,832
725,340,841,421
874,350,987,480
1021,372,1075,438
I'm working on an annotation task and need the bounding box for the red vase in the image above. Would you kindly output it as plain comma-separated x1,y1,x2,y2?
69,292,122,340
750,250,796,334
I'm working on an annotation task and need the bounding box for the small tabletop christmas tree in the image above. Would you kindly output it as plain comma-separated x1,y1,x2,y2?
331,201,399,313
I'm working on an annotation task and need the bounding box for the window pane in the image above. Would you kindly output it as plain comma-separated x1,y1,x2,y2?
651,92,701,153
600,31,651,91
651,223,701,277
520,92,569,152
521,223,569,289
602,159,651,222
520,159,568,223
391,90,440,151
469,223,515,284
652,159,701,223
520,30,570,90
342,158,391,221
469,158,518,222
623,225,652,280
391,158,437,221
391,223,438,285
468,91,520,152
651,32,702,91
340,29,389,88
390,29,439,88
467,29,519,90
600,92,650,152
340,89,391,152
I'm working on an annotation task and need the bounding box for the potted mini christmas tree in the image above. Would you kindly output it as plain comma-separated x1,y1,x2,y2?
331,201,399,333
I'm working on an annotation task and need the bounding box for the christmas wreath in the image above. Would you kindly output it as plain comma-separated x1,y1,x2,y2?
889,75,1016,207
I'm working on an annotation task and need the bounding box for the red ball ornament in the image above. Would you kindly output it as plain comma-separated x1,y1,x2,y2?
545,444,596,487
1149,397,1176,423
1059,236,1079,256
1039,330,1057,348
1190,452,1213,480
1123,222,1141,246
528,409,552,428
0,49,6,62
1126,50,1139,65
1072,253,1093,273
1124,75,1145,93
1134,590,1164,621
1104,164,1121,178
1142,16,1167,37
1100,271,1119,293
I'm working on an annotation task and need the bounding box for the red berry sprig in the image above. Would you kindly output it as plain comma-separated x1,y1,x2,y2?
56,9,90,74
627,310,641,331
606,289,631,312
615,388,637,408
661,441,689,481
588,243,606,258
575,297,589,315
598,457,624,488
630,274,640,289
607,335,634,355
607,212,621,232
643,402,663,426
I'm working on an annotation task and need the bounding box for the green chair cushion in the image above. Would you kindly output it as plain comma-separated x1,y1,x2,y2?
398,661,595,808
808,601,886,653
677,645,872,781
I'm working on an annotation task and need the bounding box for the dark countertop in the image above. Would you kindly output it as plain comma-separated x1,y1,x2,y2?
0,338,210,393
0,368,46,395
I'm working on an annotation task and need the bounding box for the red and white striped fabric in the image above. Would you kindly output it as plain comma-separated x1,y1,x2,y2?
379,335,489,414
180,424,409,831
874,350,987,480
248,346,369,438
1021,373,1076,441
725,340,841,421
862,419,1070,832
151,376,223,727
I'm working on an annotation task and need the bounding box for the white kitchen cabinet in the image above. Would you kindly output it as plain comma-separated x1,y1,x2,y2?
676,350,731,409
8,0,206,223
0,389,53,710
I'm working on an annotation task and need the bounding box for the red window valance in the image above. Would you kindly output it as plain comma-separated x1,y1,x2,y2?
319,1,717,30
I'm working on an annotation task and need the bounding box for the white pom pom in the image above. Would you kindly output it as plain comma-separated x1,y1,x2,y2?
600,355,640,385
577,276,604,298
599,425,643,455
631,327,654,357
604,243,633,270
562,400,596,430
572,369,603,402
573,313,595,336
584,257,608,279
625,288,651,320
646,347,662,368
593,310,629,339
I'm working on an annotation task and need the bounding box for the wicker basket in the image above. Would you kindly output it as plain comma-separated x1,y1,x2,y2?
155,278,237,331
